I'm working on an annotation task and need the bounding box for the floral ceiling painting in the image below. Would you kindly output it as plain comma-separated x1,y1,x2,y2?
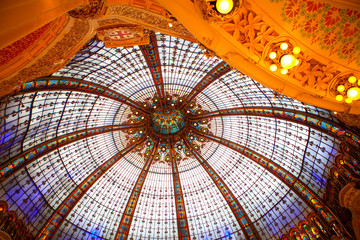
270,0,360,67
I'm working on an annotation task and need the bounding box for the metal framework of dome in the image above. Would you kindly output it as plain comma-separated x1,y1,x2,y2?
0,33,358,240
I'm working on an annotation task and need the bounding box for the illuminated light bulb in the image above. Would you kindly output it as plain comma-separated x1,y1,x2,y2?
280,42,288,50
337,85,345,92
358,80,360,86
216,0,234,14
270,64,277,71
269,52,277,59
280,68,288,75
293,47,301,54
345,98,353,104
347,87,360,100
295,59,299,66
280,55,297,69
168,23,173,27
333,111,337,115
348,76,356,83
335,95,344,101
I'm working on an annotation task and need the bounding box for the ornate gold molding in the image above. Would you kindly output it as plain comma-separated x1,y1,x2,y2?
68,0,105,19
0,15,68,79
0,17,93,97
106,5,195,41
339,182,360,240
194,0,242,22
218,4,360,108
97,25,150,47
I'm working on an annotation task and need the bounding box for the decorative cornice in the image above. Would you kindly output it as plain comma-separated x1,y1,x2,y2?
106,4,195,41
219,5,354,95
0,21,53,68
0,17,93,97
68,0,105,19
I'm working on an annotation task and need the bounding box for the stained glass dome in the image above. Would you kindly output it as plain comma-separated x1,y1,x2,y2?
0,33,349,240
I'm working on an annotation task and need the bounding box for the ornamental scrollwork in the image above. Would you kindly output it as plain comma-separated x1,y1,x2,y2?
219,5,360,95
0,18,91,97
107,5,194,39
68,0,105,19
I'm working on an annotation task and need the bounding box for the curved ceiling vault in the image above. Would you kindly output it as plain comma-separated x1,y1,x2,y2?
157,0,360,114
1,33,358,239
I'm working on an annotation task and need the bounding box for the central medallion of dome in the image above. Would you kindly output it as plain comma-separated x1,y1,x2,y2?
150,108,186,134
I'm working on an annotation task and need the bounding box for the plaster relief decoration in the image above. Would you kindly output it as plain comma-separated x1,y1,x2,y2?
220,6,279,59
106,5,195,41
0,18,92,97
270,0,360,67
339,182,360,240
68,0,105,19
194,0,242,22
0,21,54,68
97,25,150,48
0,14,68,83
218,2,360,99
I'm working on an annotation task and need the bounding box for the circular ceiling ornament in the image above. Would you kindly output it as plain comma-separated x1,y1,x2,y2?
121,94,212,166
0,33,350,240
150,108,186,134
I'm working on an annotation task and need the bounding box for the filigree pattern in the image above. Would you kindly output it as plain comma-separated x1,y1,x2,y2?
0,21,53,67
289,56,340,93
68,0,105,19
107,5,194,40
0,18,91,97
275,0,360,66
219,3,359,93
221,7,278,57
